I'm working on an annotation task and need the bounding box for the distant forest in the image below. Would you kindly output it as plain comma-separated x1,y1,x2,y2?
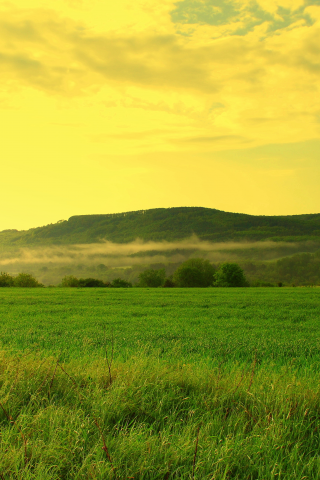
1,207,320,246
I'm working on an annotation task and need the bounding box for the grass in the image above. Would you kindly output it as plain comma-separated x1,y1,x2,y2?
0,288,320,478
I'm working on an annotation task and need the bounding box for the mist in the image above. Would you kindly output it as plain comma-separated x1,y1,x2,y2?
1,236,319,286
0,236,313,268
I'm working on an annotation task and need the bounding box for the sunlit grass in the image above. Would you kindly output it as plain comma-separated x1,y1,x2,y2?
2,351,320,479
0,288,320,478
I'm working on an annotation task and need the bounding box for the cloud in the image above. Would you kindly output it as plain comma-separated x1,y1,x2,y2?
171,0,239,27
0,11,221,95
90,129,175,142
0,0,320,155
169,134,249,144
1,4,318,100
171,0,318,36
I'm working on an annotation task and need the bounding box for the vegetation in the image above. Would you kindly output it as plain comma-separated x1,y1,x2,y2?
173,258,216,287
59,276,110,288
0,261,250,289
0,272,43,288
0,288,320,478
2,288,319,363
0,272,14,287
4,251,320,287
214,262,248,287
2,350,320,479
1,206,320,246
242,250,320,286
110,278,132,288
59,275,83,287
138,268,166,287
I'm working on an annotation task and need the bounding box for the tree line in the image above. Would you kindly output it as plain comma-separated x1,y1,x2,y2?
1,259,249,288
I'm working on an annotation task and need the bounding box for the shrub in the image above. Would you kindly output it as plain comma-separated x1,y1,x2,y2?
163,278,175,288
138,268,166,287
110,278,132,288
173,258,215,287
60,276,80,287
250,281,275,287
78,278,109,288
13,273,44,288
0,272,15,287
214,263,248,287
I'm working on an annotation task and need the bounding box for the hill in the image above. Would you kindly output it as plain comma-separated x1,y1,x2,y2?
1,207,320,247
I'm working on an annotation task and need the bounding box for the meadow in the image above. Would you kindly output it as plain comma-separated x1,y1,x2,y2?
1,288,320,479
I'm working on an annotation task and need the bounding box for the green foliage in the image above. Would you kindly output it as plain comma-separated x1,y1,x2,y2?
138,268,166,287
163,278,175,287
60,276,110,287
1,206,320,246
242,250,320,286
173,258,215,287
13,273,44,288
250,280,275,287
0,272,43,288
59,275,80,287
214,262,248,287
0,272,14,287
78,278,109,288
110,278,132,288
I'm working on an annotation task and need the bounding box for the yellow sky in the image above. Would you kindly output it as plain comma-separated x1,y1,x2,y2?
1,0,320,230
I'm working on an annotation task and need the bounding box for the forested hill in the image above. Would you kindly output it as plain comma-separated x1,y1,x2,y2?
1,207,320,246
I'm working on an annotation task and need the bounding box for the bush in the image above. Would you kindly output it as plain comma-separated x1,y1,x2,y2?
138,268,166,287
214,263,248,287
60,276,80,287
78,278,109,288
250,281,275,287
110,278,132,288
163,278,175,288
60,276,111,287
13,273,44,288
173,258,215,287
0,272,14,287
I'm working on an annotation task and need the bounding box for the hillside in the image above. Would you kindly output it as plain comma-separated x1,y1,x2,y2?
1,207,320,247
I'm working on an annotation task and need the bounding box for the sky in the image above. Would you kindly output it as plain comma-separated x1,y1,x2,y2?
1,0,320,231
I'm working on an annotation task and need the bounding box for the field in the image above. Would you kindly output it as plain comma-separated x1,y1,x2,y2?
1,288,320,479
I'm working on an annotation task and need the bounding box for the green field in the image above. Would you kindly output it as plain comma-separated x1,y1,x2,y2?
1,288,319,366
1,288,320,479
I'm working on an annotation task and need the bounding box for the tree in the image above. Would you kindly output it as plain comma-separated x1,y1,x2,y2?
78,278,109,288
0,272,14,287
163,278,175,288
138,268,166,287
214,263,248,287
110,278,132,288
173,258,215,287
14,273,44,288
60,275,80,287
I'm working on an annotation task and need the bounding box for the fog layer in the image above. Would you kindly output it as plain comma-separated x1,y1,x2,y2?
0,236,312,267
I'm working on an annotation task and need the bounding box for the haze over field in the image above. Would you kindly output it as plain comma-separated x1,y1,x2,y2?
1,0,320,230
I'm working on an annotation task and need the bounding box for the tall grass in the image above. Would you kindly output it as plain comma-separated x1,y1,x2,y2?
1,288,320,478
1,350,320,479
